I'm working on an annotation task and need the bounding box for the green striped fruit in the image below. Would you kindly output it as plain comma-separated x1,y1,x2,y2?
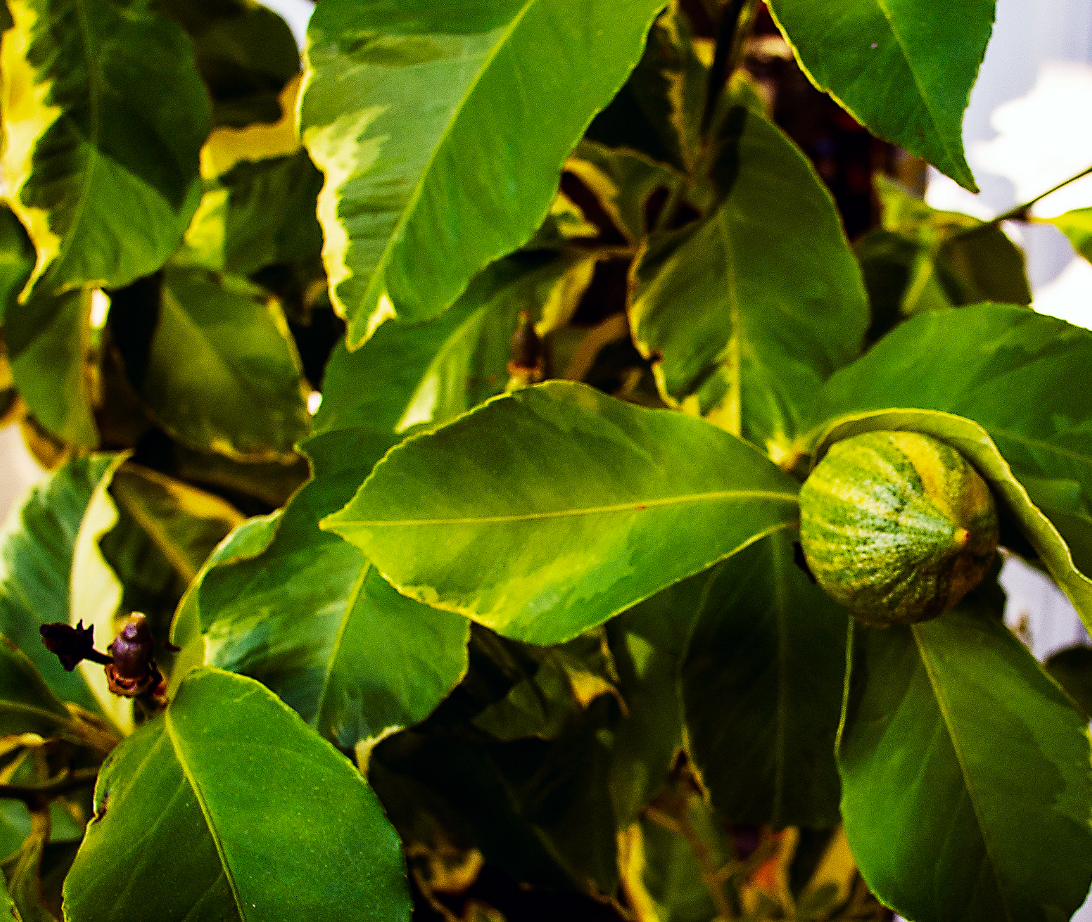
799,430,999,626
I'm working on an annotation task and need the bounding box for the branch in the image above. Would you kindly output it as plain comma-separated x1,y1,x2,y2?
988,164,1092,225
0,767,99,806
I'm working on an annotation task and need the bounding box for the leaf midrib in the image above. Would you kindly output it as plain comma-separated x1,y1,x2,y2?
871,0,949,156
165,710,249,922
344,489,799,528
987,424,1092,473
356,0,537,326
48,0,103,284
159,288,271,409
313,562,371,736
912,627,1014,922
118,485,203,584
0,697,70,724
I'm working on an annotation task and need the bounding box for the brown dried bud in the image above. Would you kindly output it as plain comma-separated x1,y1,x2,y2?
40,621,112,671
107,613,154,681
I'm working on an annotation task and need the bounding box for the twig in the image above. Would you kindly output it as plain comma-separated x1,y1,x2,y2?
0,767,99,806
987,164,1092,225
645,803,737,921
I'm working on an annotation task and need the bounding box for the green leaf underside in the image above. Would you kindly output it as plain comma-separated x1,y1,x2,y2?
107,464,245,587
1048,208,1092,264
0,455,118,715
325,382,800,644
299,0,669,344
838,608,1092,922
766,0,993,190
314,253,594,438
1,0,210,297
566,142,678,246
862,179,1032,324
200,429,468,750
62,668,411,922
811,409,1092,635
682,531,847,829
630,106,867,445
588,4,707,176
141,269,310,462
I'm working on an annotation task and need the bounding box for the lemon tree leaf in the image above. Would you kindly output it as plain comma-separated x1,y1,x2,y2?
299,0,670,344
62,667,411,922
326,382,801,643
767,0,994,190
1,0,210,297
839,606,1092,922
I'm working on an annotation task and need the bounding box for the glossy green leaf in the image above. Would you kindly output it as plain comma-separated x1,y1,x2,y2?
809,308,1092,490
152,0,301,128
630,107,868,450
1047,207,1092,264
0,456,118,715
0,0,210,298
838,606,1092,922
62,667,411,922
6,289,97,447
809,304,1092,505
314,253,595,438
810,408,1092,638
176,151,324,276
326,382,801,644
1044,645,1092,720
766,0,993,190
0,632,72,737
196,429,468,750
0,205,35,326
299,0,670,344
682,531,846,829
124,268,309,462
